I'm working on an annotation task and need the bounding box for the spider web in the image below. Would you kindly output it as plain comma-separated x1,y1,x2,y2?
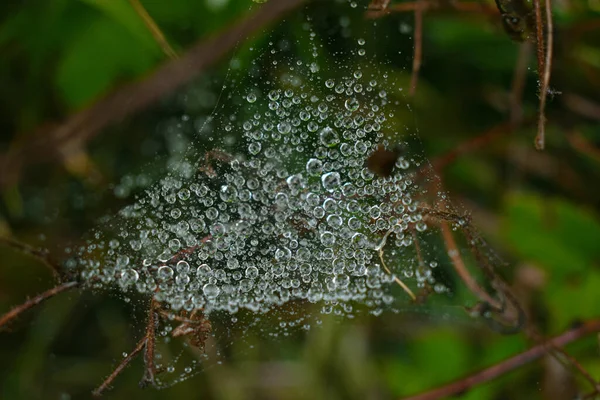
70,2,519,388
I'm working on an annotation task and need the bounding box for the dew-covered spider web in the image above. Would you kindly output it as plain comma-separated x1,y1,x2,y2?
64,2,520,388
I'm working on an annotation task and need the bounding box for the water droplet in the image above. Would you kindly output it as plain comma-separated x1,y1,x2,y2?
120,269,139,286
321,172,341,192
306,158,323,176
319,127,340,147
203,283,220,299
345,98,360,111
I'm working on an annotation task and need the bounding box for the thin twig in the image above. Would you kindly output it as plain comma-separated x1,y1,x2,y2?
410,0,424,96
140,298,157,387
533,0,553,150
380,248,417,301
366,0,498,18
431,121,516,170
0,0,307,188
92,336,147,397
461,226,526,333
0,236,62,278
567,130,600,163
128,0,178,59
563,93,600,122
525,326,600,394
510,42,532,127
0,281,79,329
401,318,600,400
376,229,417,300
440,222,502,309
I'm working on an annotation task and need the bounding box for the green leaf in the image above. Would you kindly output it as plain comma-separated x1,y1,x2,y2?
55,17,158,108
78,0,161,53
502,193,600,278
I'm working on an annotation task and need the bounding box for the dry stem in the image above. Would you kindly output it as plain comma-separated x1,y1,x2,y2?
0,236,62,278
510,42,532,127
376,229,417,300
129,0,178,59
92,337,147,397
0,281,79,329
93,298,159,396
140,298,158,387
533,0,554,150
402,318,600,400
0,0,307,188
440,222,501,309
410,0,424,96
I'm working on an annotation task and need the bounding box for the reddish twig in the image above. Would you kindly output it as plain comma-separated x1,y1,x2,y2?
140,298,158,387
410,0,424,96
0,236,62,278
368,0,391,11
439,222,502,310
431,122,514,170
533,0,554,150
0,0,307,188
510,42,532,127
567,130,600,163
92,336,147,397
94,297,160,396
563,93,600,122
401,318,600,400
366,0,498,17
128,0,178,59
0,281,79,329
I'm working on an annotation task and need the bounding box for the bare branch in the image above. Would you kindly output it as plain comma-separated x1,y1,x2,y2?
92,337,146,397
128,0,178,59
510,42,532,127
0,0,307,187
402,319,600,400
140,298,158,388
0,281,79,330
0,236,62,278
409,0,424,96
533,0,554,150
440,222,502,309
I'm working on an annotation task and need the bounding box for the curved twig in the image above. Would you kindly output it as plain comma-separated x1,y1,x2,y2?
0,236,62,278
402,318,600,400
0,0,308,187
0,281,79,329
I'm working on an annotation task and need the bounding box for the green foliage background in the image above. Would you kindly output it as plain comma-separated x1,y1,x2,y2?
1,0,600,399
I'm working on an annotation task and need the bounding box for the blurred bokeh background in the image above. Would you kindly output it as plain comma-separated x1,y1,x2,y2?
1,0,600,399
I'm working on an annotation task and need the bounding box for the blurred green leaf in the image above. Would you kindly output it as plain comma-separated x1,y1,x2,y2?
502,193,600,278
78,0,161,53
55,17,159,108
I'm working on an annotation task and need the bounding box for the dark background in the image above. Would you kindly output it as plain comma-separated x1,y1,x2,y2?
1,0,600,399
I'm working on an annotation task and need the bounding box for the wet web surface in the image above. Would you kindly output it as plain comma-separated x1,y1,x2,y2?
58,3,511,387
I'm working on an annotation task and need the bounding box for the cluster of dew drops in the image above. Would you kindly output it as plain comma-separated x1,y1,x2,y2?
71,35,444,323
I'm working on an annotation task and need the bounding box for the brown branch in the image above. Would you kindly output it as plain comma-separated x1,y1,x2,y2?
533,0,553,150
0,281,79,329
140,298,158,387
366,0,498,18
0,236,62,278
0,0,307,187
410,0,424,96
401,318,600,400
129,0,178,59
440,222,502,310
94,297,159,396
92,336,147,397
567,130,600,163
510,42,532,127
368,0,391,11
431,122,514,170
563,93,600,122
